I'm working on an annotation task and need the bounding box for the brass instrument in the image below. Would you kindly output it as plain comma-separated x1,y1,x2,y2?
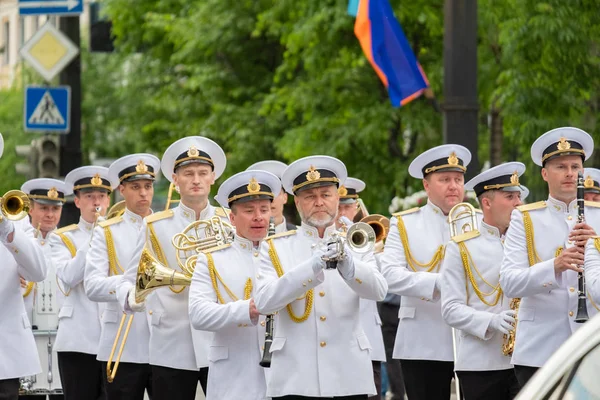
0,190,31,221
502,298,521,356
164,182,180,210
88,206,103,244
321,222,376,269
106,200,127,219
448,202,480,240
352,199,390,252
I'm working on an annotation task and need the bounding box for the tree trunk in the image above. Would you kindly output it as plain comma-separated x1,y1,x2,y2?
490,103,503,167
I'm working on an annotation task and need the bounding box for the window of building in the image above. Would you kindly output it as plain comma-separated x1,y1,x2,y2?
2,21,9,65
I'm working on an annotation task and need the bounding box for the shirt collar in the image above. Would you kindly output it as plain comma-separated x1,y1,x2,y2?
480,220,501,239
233,234,255,252
300,221,337,240
547,196,577,214
178,201,212,222
124,208,147,226
425,199,448,220
78,216,95,232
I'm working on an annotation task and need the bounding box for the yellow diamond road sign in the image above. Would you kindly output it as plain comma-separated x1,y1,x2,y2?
20,22,79,82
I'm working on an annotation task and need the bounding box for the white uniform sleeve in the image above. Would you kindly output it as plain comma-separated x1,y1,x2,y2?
441,241,495,340
500,210,560,298
85,225,121,303
117,222,148,312
9,223,48,282
381,216,437,300
341,250,387,301
585,238,600,304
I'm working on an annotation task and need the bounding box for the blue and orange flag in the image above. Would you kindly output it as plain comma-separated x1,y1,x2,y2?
354,0,430,107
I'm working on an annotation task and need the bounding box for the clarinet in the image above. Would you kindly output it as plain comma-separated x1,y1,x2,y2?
260,217,276,367
575,171,589,323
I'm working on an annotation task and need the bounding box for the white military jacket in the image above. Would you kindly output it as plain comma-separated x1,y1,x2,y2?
360,253,385,362
381,200,466,361
0,221,48,379
254,223,387,398
189,235,267,400
585,237,600,303
441,221,513,371
51,217,102,354
500,197,600,368
117,201,228,370
85,208,150,363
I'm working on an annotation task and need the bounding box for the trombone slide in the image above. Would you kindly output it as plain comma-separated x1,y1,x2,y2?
106,313,134,383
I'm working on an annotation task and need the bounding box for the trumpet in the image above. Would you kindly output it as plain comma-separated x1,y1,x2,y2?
319,222,376,269
0,190,31,221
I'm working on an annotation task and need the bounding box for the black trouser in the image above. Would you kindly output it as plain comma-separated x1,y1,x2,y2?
151,365,207,400
400,359,454,400
57,352,106,400
379,302,405,400
456,369,520,400
513,365,539,389
273,396,368,400
101,361,152,400
0,379,18,400
368,361,381,400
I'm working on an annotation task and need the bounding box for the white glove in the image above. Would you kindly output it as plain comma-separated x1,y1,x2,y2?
336,243,356,280
0,218,15,243
127,287,146,312
311,246,337,274
489,310,516,335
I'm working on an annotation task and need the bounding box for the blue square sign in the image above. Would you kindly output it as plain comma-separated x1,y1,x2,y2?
24,86,71,133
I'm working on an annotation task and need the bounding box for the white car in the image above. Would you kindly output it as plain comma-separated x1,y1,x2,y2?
516,312,600,399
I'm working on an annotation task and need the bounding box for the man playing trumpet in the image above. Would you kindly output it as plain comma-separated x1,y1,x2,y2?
441,162,526,400
50,166,114,399
85,154,159,399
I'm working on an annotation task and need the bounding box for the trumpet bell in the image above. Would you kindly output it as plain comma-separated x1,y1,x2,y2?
1,190,31,221
347,222,376,254
360,214,390,243
106,200,127,219
135,248,191,303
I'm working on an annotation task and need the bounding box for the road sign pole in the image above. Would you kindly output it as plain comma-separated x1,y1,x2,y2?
59,15,81,226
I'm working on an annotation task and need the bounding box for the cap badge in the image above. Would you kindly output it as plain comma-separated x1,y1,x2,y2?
557,137,571,151
187,146,200,157
306,165,321,182
47,187,59,199
247,177,260,194
338,186,348,196
136,160,148,173
448,152,459,166
510,171,519,185
91,174,103,186
584,176,594,189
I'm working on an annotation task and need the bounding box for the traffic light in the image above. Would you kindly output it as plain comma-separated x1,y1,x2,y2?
15,142,39,179
36,136,60,178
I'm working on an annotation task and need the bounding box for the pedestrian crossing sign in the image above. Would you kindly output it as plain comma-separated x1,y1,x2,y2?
24,86,71,133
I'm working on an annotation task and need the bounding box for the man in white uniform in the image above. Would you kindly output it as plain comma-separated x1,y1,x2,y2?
85,154,160,399
500,127,600,387
0,134,49,400
247,160,296,232
583,168,600,202
50,166,114,400
255,155,388,400
189,169,281,400
117,136,229,399
441,162,525,399
381,144,472,400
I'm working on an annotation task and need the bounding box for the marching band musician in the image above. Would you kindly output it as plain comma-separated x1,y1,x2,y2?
380,144,472,400
247,160,297,232
85,154,160,399
254,155,388,400
500,127,600,387
336,177,386,400
0,134,50,399
440,162,525,400
582,168,600,202
117,137,229,399
20,178,70,326
50,166,114,400
188,170,280,400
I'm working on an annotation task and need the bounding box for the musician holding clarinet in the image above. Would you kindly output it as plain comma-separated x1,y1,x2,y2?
188,170,281,400
500,127,600,388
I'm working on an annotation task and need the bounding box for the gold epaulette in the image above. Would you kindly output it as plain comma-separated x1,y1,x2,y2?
452,230,481,243
585,200,600,208
201,243,232,254
215,207,231,218
54,224,78,234
99,216,123,228
517,201,547,212
266,230,297,240
392,207,420,217
145,209,174,224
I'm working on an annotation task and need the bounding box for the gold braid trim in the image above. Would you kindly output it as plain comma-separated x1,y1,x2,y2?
396,216,445,272
206,253,252,303
22,281,35,298
458,242,502,306
267,238,313,323
56,232,76,297
148,223,185,294
103,226,124,276
595,237,600,253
